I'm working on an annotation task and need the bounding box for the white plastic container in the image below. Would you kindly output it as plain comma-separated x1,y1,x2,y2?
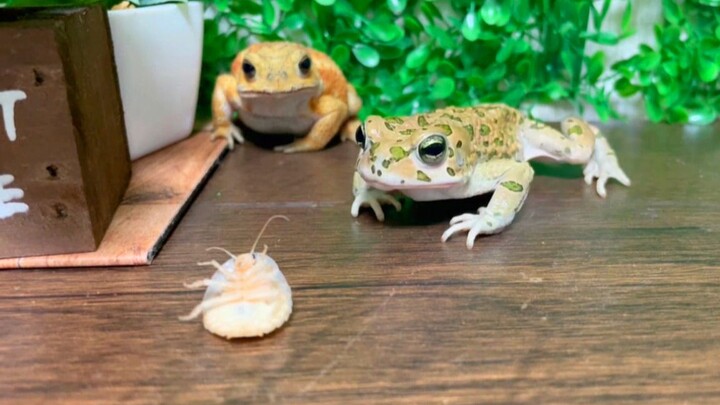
108,2,204,160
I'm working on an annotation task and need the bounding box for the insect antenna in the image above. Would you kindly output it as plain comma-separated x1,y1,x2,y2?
206,247,237,260
251,215,289,254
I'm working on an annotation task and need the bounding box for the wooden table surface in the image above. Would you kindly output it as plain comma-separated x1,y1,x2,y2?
1,122,718,404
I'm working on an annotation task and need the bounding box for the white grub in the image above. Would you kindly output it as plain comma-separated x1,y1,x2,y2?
180,215,292,339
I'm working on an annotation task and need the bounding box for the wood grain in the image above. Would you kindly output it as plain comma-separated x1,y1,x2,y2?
0,133,226,268
0,122,718,404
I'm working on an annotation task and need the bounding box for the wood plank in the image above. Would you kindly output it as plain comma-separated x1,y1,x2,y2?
0,122,718,404
0,133,226,268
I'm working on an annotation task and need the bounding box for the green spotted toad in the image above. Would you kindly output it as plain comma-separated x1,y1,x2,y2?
351,104,631,249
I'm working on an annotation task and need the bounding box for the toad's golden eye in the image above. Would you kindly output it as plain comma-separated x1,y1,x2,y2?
418,134,447,164
298,56,312,75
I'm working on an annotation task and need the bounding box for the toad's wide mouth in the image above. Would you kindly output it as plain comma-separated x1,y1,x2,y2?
359,170,457,191
238,86,320,98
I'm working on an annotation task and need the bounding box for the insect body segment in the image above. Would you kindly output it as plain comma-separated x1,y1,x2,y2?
180,216,293,339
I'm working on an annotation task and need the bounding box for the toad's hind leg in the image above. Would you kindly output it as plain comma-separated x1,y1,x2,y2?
519,118,630,197
519,117,594,163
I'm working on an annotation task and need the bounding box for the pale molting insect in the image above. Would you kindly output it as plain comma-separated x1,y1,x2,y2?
179,215,292,339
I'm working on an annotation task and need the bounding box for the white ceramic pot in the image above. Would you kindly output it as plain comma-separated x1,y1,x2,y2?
108,2,204,160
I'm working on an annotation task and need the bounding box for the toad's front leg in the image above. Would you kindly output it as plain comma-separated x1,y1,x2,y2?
442,161,533,249
350,172,401,222
275,96,348,153
211,74,244,149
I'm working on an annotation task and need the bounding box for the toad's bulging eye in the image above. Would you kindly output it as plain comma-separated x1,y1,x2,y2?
242,61,256,79
299,56,312,75
418,134,447,164
355,125,366,149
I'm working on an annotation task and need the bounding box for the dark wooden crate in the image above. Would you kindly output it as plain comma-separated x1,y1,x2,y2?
0,5,130,259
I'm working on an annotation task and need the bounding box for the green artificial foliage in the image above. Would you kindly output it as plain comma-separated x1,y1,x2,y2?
0,0,185,7
127,0,187,5
199,0,607,119
198,0,720,125
612,0,720,124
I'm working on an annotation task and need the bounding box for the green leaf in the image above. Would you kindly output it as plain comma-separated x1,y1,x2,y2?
276,0,293,12
404,16,423,35
663,0,683,26
515,58,532,79
588,90,614,121
716,26,720,41
663,82,681,106
430,77,456,100
670,107,692,125
425,25,457,50
262,0,276,28
387,0,407,14
215,0,228,12
398,67,413,86
467,72,486,88
587,51,605,84
314,0,335,5
662,60,679,77
644,91,664,122
330,45,351,66
461,4,481,41
366,21,404,43
639,51,661,71
655,78,672,96
583,32,620,45
621,1,633,36
687,106,718,125
496,40,515,63
612,57,640,79
542,82,568,100
513,0,530,23
437,61,457,76
352,44,380,68
405,45,430,69
638,71,653,86
667,106,689,123
420,2,442,21
481,0,510,26
657,25,680,46
699,58,719,82
484,64,507,83
426,57,440,72
503,84,527,106
561,50,578,78
281,13,305,30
